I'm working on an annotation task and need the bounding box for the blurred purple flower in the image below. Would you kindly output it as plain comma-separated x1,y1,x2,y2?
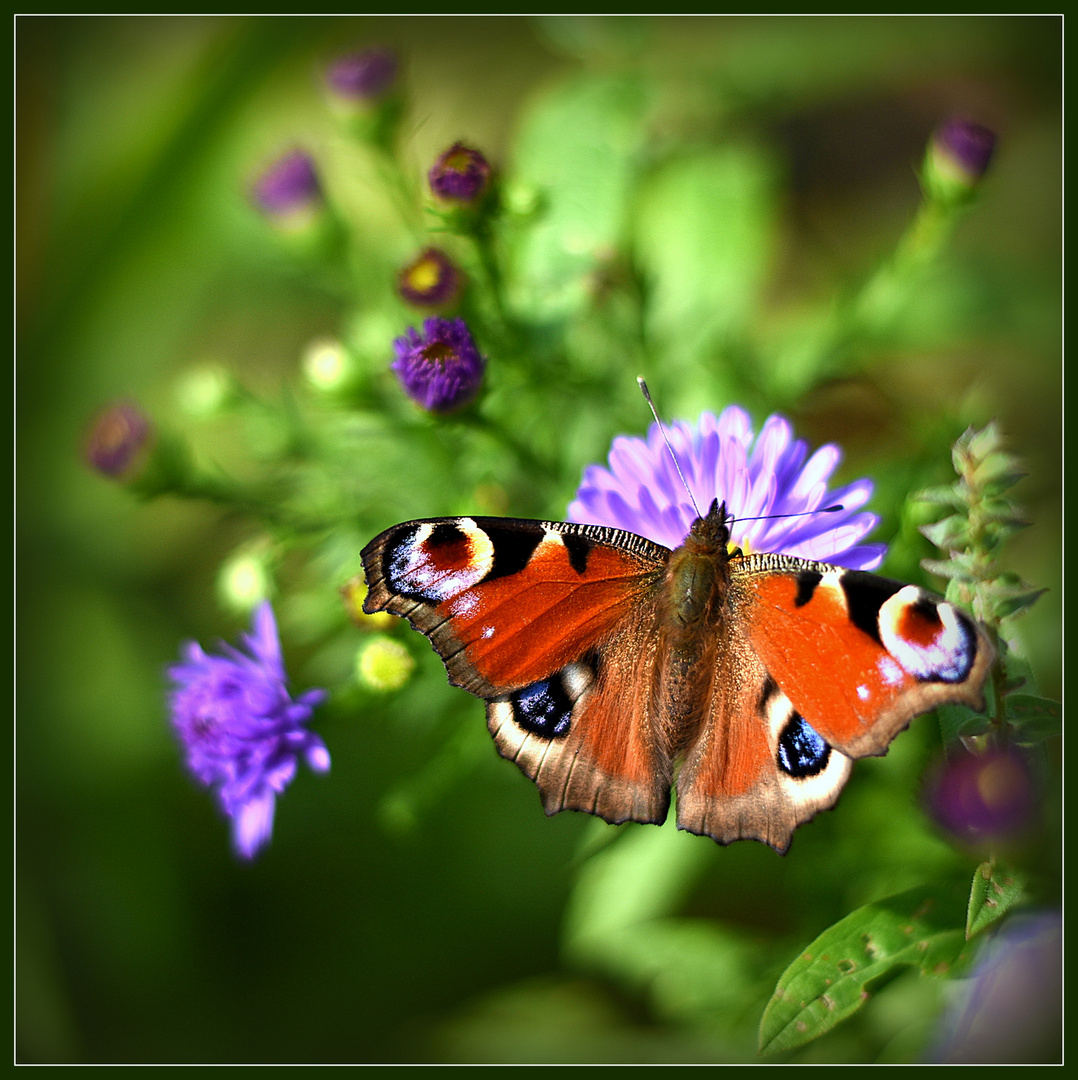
325,48,398,101
397,247,463,308
568,407,885,568
929,910,1061,1063
85,400,153,479
251,150,322,218
392,317,485,413
926,745,1036,843
428,142,491,203
168,602,329,859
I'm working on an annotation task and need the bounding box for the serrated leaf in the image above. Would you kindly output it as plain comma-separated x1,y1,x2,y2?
758,883,971,1055
966,861,1026,939
920,557,962,581
993,587,1048,621
1004,693,1062,742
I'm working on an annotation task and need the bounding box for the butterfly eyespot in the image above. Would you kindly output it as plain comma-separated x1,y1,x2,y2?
507,678,573,738
776,714,831,778
878,587,977,684
501,661,594,740
383,519,494,603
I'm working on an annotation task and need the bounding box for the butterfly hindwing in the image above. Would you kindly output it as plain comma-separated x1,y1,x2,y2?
487,600,671,826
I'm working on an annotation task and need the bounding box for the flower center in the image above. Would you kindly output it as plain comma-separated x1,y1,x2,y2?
420,342,457,367
443,149,474,174
406,259,441,292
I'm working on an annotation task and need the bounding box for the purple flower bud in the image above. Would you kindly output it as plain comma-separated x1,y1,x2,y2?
251,150,322,218
391,317,485,413
397,247,463,308
927,745,1036,843
85,400,153,479
168,602,329,859
932,118,997,183
428,142,491,204
325,48,398,102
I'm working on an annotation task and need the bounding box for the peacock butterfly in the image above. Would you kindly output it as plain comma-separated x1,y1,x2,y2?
357,499,993,853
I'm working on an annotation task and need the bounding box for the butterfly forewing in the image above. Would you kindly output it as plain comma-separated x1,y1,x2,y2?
361,516,668,695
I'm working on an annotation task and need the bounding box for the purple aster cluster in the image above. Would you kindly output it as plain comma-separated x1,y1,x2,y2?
926,745,1036,844
391,317,485,413
168,602,329,859
85,400,153,479
251,149,322,218
325,48,398,102
568,406,886,569
397,247,463,308
428,142,491,204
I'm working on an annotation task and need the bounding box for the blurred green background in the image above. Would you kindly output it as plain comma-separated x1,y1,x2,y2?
17,16,1060,1063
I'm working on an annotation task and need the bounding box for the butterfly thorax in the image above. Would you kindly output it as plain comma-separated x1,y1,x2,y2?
657,501,736,753
665,500,735,628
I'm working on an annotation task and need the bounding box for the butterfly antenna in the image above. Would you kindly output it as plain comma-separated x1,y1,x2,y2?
734,505,844,524
637,377,701,518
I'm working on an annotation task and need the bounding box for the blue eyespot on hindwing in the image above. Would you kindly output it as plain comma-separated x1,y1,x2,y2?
776,714,831,778
502,661,595,740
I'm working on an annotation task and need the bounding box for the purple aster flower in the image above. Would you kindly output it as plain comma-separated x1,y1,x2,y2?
397,247,463,308
391,317,485,413
925,745,1037,844
85,400,153,479
428,142,492,204
325,48,398,102
251,149,322,218
168,602,329,859
567,407,886,569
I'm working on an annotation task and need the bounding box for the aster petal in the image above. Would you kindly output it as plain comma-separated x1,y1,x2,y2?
233,790,276,860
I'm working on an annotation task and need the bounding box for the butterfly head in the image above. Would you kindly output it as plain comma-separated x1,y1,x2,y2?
686,499,736,550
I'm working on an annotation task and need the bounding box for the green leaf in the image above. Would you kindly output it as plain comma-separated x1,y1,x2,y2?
1004,693,1062,743
758,882,972,1055
1002,650,1039,695
966,861,1026,939
936,702,990,743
